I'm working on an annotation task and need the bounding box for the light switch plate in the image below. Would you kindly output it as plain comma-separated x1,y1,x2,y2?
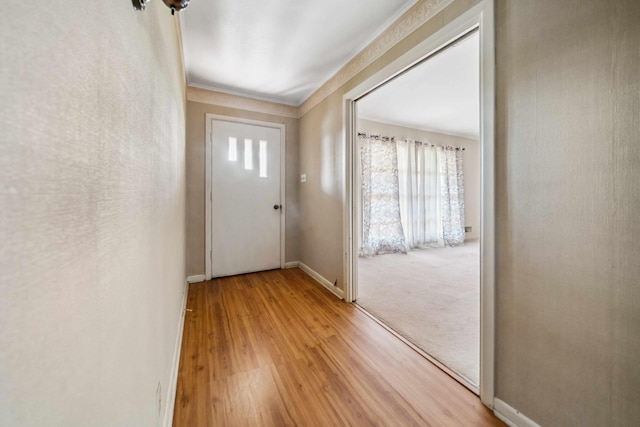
300,174,306,183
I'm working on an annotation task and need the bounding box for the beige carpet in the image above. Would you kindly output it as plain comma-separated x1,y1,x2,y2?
357,241,479,386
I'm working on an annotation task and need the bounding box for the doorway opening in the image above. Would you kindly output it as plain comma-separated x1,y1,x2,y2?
355,29,480,391
343,0,495,406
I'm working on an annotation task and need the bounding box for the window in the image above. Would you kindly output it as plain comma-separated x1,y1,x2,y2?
259,140,267,178
228,137,237,161
244,139,253,170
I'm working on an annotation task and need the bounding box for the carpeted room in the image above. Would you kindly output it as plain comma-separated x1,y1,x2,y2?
354,30,482,389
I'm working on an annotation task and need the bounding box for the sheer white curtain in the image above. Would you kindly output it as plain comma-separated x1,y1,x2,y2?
437,146,465,246
396,140,443,248
360,133,466,255
359,134,407,256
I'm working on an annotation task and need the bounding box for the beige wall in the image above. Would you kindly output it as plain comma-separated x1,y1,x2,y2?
495,0,640,425
0,2,186,426
186,100,299,276
300,0,640,425
298,90,346,285
358,119,481,240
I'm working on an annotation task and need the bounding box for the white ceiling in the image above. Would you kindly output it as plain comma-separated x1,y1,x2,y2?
358,31,479,139
180,0,417,106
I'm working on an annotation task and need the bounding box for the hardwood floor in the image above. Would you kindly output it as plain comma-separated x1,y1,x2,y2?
172,268,504,426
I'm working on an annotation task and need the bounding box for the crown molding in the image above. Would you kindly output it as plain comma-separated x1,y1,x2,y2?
188,82,299,107
298,0,453,117
186,86,299,118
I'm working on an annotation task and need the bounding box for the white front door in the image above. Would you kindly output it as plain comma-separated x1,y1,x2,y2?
210,119,283,277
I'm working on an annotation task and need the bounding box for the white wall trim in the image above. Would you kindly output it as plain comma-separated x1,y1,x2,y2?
205,114,286,280
188,86,299,118
342,0,495,408
494,399,541,427
162,279,189,427
298,262,345,300
186,275,206,283
477,0,496,408
284,261,300,269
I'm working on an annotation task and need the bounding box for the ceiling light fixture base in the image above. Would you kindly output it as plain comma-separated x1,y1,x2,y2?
132,0,190,14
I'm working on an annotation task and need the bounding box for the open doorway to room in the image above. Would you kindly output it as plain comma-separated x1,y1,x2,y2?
354,30,481,391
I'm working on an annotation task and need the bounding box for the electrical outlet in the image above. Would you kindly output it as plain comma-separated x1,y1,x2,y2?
465,226,472,233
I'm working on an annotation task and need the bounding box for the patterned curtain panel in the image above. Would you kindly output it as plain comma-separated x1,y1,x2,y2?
437,147,465,246
359,134,407,256
396,140,444,248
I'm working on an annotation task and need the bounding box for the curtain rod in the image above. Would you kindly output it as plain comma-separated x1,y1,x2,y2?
357,132,465,150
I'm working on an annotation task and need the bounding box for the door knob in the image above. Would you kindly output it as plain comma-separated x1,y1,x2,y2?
273,204,281,210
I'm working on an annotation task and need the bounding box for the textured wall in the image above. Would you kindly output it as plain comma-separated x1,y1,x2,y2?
299,0,640,424
185,101,300,276
0,2,186,426
495,1,640,425
298,0,482,290
358,119,481,240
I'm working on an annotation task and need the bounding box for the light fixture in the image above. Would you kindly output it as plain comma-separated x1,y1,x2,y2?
132,0,190,15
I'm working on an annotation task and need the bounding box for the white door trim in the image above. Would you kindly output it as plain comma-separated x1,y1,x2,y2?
205,114,286,280
342,0,495,408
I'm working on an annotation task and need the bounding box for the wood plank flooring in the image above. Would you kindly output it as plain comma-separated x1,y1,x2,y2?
172,268,504,426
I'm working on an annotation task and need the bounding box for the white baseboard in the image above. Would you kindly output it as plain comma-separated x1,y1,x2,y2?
284,261,300,268
163,279,189,427
494,398,540,427
186,274,206,283
297,262,345,300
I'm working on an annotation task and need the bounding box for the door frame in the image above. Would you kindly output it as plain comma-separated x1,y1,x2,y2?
205,114,286,280
341,0,495,407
